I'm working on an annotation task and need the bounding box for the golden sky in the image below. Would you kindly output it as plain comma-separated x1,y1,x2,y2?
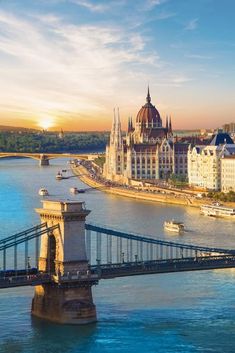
0,1,234,131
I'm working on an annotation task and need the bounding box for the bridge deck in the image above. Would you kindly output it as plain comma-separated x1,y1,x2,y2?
0,255,235,288
94,255,235,279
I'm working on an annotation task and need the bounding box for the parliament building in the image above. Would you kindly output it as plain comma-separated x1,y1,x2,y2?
103,88,188,183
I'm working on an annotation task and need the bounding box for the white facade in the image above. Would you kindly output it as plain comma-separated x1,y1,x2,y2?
188,143,235,191
221,157,235,192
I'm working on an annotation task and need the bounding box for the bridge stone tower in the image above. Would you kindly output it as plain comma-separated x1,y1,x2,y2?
31,200,97,324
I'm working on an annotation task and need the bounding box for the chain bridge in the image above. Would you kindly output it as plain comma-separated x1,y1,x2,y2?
0,199,235,324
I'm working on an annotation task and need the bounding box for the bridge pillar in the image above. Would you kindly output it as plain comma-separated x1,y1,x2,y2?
32,200,97,324
39,155,50,166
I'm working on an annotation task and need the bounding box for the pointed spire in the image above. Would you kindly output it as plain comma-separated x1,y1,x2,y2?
128,116,133,133
166,116,168,130
169,116,172,133
146,85,151,103
116,107,122,148
110,108,116,144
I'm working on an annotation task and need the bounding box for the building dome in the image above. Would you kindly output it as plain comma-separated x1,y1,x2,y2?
136,88,162,127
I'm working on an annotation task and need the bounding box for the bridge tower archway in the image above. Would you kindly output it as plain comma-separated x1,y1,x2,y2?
48,233,56,274
32,200,97,324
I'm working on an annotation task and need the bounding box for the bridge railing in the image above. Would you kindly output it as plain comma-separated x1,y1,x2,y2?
0,223,59,274
85,223,235,267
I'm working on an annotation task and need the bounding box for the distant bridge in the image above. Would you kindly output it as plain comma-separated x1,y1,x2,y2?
0,152,101,165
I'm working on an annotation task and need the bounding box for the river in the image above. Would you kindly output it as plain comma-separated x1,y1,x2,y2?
0,158,235,353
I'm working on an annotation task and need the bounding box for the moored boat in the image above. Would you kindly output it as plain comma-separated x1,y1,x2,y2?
164,220,184,233
200,204,235,218
56,171,63,180
56,171,70,180
38,188,49,196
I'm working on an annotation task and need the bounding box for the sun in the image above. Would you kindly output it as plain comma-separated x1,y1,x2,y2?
38,116,55,130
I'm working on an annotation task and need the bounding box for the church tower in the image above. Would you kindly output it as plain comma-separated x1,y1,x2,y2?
103,108,124,180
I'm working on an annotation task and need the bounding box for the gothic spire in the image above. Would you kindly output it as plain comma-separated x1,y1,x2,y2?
130,116,133,130
166,116,168,130
169,116,172,133
110,108,116,144
116,107,122,148
146,85,151,103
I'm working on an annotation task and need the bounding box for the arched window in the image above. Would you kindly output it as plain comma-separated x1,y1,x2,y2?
137,158,140,164
142,157,145,164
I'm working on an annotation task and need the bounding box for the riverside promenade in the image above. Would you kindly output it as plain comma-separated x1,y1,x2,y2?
72,163,206,208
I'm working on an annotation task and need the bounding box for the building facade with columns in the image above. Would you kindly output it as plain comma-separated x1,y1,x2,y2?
103,89,189,183
188,132,235,191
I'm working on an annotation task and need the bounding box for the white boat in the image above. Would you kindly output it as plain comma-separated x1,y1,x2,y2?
70,187,79,194
56,171,63,180
164,220,184,233
56,171,70,180
200,204,235,218
38,188,49,196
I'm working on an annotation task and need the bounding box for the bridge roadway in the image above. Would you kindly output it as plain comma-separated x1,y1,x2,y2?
1,255,235,289
0,152,101,165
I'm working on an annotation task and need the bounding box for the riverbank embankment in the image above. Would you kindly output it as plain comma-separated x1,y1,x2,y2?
72,164,208,208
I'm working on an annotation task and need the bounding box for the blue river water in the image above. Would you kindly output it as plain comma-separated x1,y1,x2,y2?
0,158,235,353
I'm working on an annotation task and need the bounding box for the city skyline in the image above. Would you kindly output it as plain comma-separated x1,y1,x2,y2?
0,0,234,131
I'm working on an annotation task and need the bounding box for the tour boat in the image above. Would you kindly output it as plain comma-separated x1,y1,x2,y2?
200,204,235,218
38,188,49,196
164,220,184,233
70,187,79,194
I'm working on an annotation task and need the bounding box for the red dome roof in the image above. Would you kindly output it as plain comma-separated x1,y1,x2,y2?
136,89,162,127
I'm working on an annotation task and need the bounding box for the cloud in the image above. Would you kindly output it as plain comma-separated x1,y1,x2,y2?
146,0,168,9
185,54,212,60
185,18,198,31
69,0,108,12
0,10,162,126
155,11,176,20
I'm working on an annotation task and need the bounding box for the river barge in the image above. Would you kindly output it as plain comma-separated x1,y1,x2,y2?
200,204,235,218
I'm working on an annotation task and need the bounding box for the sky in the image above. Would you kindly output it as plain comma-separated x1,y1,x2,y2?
0,0,234,131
